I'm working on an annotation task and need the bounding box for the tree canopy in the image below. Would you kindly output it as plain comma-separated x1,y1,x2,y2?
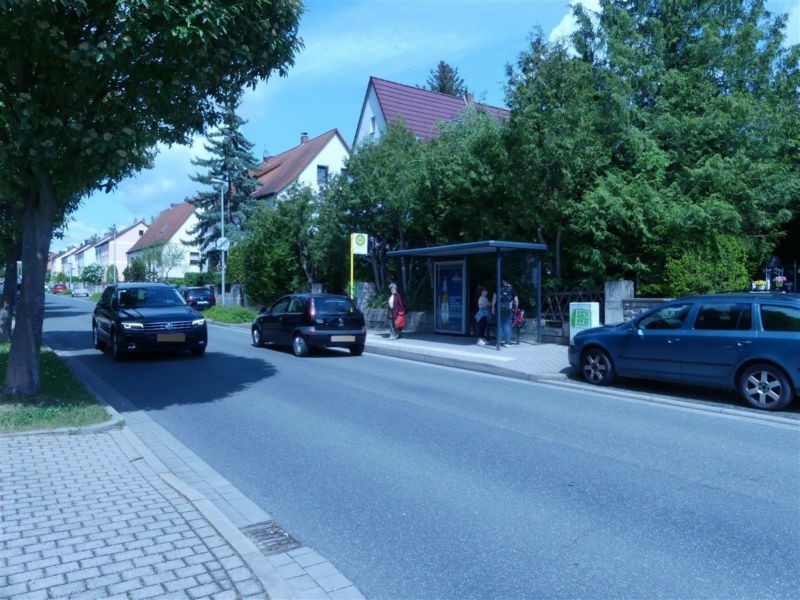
0,0,303,395
426,61,468,96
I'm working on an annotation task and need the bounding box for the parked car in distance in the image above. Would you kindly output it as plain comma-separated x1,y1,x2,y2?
252,293,366,357
92,282,207,360
50,283,68,294
569,293,800,411
71,287,90,297
182,286,216,310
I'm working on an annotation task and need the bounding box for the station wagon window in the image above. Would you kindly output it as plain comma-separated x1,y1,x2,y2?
693,303,752,331
639,304,691,330
760,305,800,332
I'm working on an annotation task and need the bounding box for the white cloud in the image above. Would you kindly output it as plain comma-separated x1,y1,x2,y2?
549,0,601,43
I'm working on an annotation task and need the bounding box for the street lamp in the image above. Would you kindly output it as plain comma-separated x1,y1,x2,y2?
209,178,227,305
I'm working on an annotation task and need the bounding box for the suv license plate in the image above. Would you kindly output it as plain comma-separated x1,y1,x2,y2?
331,335,355,342
157,333,186,342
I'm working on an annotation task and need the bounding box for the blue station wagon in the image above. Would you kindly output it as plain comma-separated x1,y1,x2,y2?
568,293,800,411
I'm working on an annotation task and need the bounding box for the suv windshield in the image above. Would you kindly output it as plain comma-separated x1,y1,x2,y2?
118,287,186,309
316,297,359,315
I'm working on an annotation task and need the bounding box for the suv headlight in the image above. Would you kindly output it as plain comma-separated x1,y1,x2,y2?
192,318,206,327
121,321,143,330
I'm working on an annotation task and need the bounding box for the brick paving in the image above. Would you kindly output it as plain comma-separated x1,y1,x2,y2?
0,430,267,600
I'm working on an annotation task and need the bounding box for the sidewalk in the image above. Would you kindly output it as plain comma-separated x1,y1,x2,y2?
0,410,364,600
364,329,572,382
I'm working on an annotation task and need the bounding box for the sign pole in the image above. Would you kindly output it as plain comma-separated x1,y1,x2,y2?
350,234,354,299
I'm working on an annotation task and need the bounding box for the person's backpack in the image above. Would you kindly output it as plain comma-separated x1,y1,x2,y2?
500,285,515,309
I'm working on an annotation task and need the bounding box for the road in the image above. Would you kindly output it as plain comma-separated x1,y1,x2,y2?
44,295,800,599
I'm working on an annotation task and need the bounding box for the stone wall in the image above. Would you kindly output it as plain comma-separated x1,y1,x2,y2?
622,297,671,321
604,280,634,324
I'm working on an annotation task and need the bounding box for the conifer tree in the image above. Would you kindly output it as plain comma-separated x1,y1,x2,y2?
188,98,260,269
426,61,468,96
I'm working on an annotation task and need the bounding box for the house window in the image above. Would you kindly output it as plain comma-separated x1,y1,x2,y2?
139,230,144,236
189,252,200,266
370,116,376,134
340,167,348,178
317,165,329,185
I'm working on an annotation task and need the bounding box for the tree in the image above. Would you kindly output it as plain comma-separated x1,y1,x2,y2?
80,264,104,284
0,1,302,395
157,244,186,280
123,258,146,283
187,98,260,269
426,61,468,96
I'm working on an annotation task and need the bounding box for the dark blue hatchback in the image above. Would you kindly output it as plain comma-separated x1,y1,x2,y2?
568,293,800,411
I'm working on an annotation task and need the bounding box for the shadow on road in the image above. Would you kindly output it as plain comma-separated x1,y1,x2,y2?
44,328,278,413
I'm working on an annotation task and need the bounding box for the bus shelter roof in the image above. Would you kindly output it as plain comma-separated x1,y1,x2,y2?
387,240,547,258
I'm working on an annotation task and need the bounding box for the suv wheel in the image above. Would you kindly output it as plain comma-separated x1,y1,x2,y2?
739,363,793,411
252,326,265,347
111,330,125,361
92,322,104,350
581,347,615,386
292,334,309,357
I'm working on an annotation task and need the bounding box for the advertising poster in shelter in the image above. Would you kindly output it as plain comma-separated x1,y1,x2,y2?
434,261,466,334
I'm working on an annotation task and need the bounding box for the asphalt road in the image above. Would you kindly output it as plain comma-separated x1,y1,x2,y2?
44,295,800,599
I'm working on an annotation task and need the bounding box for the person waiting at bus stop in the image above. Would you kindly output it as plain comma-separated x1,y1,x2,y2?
492,278,518,346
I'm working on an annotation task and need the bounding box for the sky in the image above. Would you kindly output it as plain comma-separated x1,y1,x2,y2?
56,0,800,252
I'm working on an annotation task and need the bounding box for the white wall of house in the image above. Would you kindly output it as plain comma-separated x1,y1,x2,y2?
295,136,350,192
127,213,202,278
95,222,147,281
353,85,387,148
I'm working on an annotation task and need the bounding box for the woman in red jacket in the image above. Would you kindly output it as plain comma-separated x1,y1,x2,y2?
387,282,406,339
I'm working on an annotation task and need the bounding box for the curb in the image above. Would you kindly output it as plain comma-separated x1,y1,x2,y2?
117,427,297,600
365,342,569,383
0,406,124,437
365,342,799,427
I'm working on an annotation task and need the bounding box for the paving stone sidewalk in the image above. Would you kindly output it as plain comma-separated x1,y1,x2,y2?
0,429,267,600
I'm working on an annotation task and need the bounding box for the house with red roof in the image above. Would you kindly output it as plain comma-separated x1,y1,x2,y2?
127,203,201,278
251,129,350,207
353,76,510,147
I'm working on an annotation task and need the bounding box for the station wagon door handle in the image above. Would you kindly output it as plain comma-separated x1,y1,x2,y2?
667,337,680,344
736,339,752,347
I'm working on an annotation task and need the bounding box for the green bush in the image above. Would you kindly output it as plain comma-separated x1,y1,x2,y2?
89,292,102,302
663,234,756,297
203,305,258,324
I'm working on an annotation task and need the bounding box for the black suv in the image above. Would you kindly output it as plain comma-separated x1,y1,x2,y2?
251,293,366,356
93,282,207,360
182,286,216,310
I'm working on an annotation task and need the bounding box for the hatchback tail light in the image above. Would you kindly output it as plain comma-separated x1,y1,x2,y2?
209,294,215,303
187,295,194,301
308,297,316,318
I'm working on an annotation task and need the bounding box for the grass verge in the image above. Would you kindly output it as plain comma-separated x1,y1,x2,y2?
0,343,110,433
204,305,258,324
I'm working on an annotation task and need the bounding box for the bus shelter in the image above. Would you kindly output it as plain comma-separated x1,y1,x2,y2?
387,240,547,350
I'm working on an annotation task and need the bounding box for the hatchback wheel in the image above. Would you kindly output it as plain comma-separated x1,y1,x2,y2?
292,334,309,357
739,363,793,411
349,344,364,356
581,347,615,386
252,326,265,347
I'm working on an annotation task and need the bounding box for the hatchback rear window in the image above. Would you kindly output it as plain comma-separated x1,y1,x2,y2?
760,305,800,332
186,289,211,298
316,298,359,315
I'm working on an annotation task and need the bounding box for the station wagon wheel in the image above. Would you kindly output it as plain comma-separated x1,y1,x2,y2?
252,325,265,347
292,333,309,357
581,347,615,386
739,363,793,411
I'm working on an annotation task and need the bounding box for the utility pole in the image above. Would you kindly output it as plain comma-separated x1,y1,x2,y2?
210,179,227,305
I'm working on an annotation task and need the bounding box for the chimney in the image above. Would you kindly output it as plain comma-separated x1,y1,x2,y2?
464,92,474,107
300,132,309,145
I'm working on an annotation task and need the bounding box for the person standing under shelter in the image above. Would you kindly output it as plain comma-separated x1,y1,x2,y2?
474,286,491,346
492,277,518,346
387,282,406,339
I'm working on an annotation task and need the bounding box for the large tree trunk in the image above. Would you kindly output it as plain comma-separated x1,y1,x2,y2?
5,181,57,396
0,245,19,342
